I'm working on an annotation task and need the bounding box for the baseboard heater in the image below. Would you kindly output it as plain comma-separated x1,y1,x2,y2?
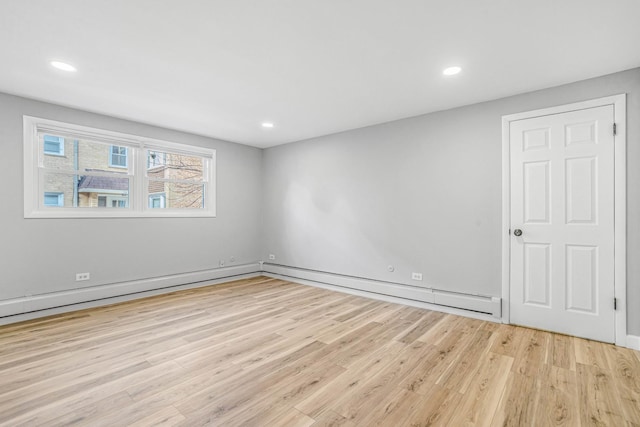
262,263,501,318
0,263,261,321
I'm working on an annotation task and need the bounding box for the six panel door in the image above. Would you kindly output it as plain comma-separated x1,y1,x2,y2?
509,105,615,343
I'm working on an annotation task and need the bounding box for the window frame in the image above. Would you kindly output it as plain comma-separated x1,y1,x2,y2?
24,116,216,218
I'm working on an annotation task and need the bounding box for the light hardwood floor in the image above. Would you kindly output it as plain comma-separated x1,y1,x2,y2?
1,276,639,426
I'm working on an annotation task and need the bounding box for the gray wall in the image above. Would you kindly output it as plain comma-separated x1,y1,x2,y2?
2,69,638,336
262,68,640,335
0,93,263,300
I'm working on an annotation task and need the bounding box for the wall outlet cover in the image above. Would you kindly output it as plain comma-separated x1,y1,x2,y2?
75,273,90,281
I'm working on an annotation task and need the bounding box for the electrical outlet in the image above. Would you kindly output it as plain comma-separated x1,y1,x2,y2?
230,256,236,263
387,265,395,272
411,272,423,281
76,272,90,281
269,254,276,260
219,260,225,267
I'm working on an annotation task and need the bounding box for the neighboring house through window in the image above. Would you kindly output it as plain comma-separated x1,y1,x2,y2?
148,193,166,208
43,135,64,156
43,192,64,207
109,145,128,168
78,174,129,208
148,151,165,168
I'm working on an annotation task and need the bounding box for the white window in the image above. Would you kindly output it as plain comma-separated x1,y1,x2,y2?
109,145,128,168
147,151,165,169
24,116,216,218
43,135,64,156
43,192,64,207
148,193,166,208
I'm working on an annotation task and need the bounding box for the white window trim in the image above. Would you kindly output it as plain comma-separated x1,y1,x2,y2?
24,116,216,218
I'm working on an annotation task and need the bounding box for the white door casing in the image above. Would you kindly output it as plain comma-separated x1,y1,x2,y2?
502,95,626,346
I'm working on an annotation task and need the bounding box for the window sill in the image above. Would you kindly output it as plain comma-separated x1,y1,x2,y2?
24,209,216,219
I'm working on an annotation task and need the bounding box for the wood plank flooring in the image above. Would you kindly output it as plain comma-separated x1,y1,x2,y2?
0,276,639,426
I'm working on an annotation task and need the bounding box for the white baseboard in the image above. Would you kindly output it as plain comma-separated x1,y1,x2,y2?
263,264,501,321
627,335,640,351
0,263,261,325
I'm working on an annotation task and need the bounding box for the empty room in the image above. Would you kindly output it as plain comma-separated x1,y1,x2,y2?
1,1,639,426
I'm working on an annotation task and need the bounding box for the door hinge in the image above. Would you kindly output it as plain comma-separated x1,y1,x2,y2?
614,298,617,310
613,123,617,136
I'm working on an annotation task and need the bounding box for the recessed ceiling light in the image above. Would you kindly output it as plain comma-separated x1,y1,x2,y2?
443,66,462,76
261,122,275,128
50,61,77,72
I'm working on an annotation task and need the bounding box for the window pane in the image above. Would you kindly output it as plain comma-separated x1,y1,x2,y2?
44,172,130,208
40,135,131,173
146,151,204,181
147,180,204,209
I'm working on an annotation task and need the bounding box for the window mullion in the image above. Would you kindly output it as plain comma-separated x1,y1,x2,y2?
208,154,216,216
135,144,145,213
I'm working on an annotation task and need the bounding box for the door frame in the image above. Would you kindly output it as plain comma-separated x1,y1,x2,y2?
501,94,627,346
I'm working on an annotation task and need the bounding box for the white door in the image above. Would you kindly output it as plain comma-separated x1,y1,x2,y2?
509,105,615,342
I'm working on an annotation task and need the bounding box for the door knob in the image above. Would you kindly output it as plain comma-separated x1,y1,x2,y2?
513,229,522,237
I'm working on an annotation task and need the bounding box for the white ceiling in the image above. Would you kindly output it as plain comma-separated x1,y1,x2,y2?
1,1,639,148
